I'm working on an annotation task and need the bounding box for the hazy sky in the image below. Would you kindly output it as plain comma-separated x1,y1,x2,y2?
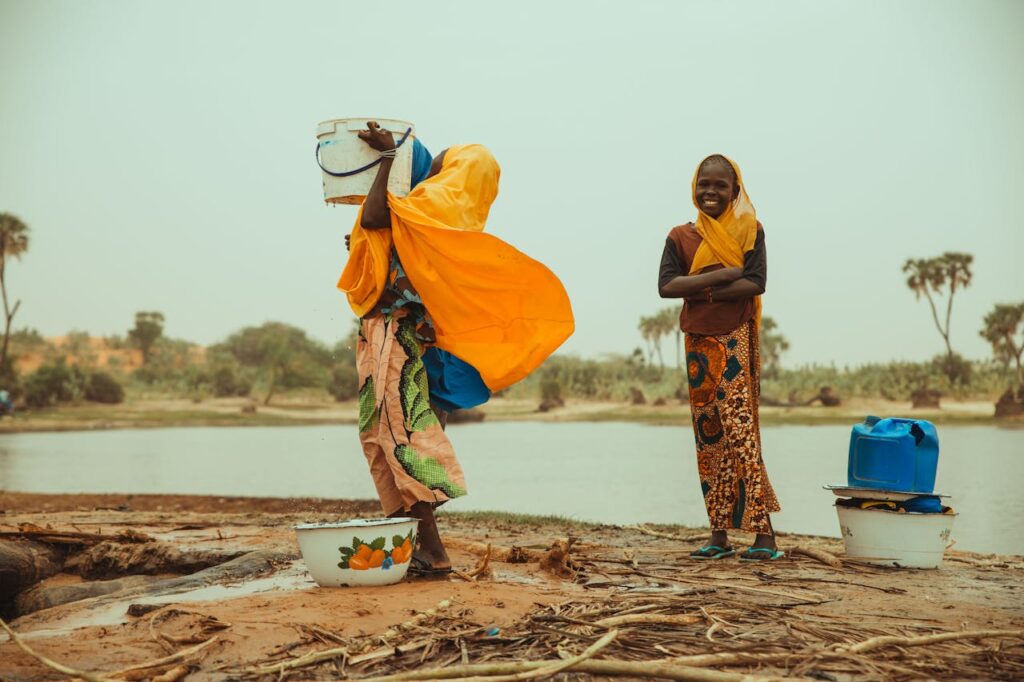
1,0,1021,367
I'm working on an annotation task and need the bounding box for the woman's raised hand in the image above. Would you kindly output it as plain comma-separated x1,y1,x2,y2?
357,121,396,152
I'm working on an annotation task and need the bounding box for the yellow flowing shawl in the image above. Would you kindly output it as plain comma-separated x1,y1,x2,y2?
337,144,574,391
688,156,761,328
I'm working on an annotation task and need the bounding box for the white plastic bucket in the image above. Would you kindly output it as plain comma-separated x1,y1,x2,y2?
316,118,416,205
836,504,956,569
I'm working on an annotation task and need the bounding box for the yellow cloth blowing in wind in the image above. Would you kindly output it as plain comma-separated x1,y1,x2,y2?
338,144,574,391
688,156,761,328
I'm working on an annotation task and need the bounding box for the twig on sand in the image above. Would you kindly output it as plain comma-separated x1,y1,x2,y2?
842,628,1024,654
351,652,800,682
356,629,621,682
454,546,493,582
594,613,703,628
242,643,352,676
109,637,220,678
468,544,493,579
150,664,192,682
382,599,453,639
0,618,119,682
790,546,843,569
445,538,542,563
668,628,1024,668
627,524,706,543
624,569,826,604
240,602,454,676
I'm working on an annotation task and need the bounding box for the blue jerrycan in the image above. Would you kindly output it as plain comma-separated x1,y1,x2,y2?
847,416,939,493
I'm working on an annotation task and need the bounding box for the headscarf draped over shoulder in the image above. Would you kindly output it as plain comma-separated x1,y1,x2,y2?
688,155,762,328
338,144,574,391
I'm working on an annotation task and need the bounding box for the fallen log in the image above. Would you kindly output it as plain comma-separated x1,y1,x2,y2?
14,575,158,617
11,550,294,626
0,524,153,546
0,538,64,602
64,540,245,579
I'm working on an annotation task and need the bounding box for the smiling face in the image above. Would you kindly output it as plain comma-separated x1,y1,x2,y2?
694,158,739,219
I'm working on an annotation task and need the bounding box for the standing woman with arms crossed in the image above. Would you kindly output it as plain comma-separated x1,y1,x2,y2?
658,154,782,562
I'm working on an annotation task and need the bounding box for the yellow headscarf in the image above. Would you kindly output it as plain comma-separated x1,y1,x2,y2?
688,155,761,328
338,144,574,391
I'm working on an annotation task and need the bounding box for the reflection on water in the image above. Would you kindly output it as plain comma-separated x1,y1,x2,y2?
0,423,1020,555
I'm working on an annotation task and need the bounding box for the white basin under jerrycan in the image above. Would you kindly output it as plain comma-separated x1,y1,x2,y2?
315,118,416,205
836,504,955,569
294,518,418,587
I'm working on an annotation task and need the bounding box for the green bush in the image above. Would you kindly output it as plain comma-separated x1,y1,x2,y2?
327,364,359,401
212,365,252,397
540,377,564,404
84,371,125,404
0,357,22,401
23,361,86,408
932,353,973,388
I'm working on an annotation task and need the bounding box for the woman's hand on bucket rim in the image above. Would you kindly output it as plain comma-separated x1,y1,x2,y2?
358,121,396,152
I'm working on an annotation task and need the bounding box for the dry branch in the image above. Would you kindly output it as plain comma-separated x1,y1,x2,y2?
0,617,118,682
594,613,703,628
109,637,219,677
353,656,800,682
357,630,620,682
627,525,706,543
844,628,1024,654
445,538,543,563
382,598,453,639
790,546,843,569
151,665,191,682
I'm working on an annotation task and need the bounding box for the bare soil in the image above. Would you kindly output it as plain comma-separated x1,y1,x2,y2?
0,493,1021,681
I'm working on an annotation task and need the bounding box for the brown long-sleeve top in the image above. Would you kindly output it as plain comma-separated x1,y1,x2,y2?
658,222,767,336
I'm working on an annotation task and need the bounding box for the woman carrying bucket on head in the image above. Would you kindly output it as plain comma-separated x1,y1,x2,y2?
657,155,782,562
339,122,574,576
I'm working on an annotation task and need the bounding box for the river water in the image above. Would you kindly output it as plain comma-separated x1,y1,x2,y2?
0,423,1020,554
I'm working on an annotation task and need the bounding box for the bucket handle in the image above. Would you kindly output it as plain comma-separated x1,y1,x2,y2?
315,127,413,177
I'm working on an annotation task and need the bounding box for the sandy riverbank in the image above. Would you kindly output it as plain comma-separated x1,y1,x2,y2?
0,493,1021,681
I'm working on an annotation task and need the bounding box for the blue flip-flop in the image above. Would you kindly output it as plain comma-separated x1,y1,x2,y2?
738,547,785,563
690,545,736,561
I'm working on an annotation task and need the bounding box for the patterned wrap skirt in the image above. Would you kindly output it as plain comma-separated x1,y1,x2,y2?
357,309,468,515
685,319,780,534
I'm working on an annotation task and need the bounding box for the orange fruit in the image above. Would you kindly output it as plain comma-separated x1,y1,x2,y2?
392,546,409,564
348,556,370,571
355,544,372,561
368,549,386,568
401,538,412,553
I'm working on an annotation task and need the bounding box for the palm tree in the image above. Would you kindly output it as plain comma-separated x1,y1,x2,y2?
760,316,790,379
657,306,682,369
637,316,655,366
0,213,29,374
980,302,1024,383
903,252,973,376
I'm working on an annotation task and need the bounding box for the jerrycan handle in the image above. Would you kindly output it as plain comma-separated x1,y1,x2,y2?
909,422,926,445
864,415,882,426
869,417,927,445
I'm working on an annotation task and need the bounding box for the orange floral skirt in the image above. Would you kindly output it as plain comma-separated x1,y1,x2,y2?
685,319,780,534
357,309,467,515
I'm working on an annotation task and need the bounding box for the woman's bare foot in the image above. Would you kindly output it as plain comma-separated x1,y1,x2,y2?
407,501,451,571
